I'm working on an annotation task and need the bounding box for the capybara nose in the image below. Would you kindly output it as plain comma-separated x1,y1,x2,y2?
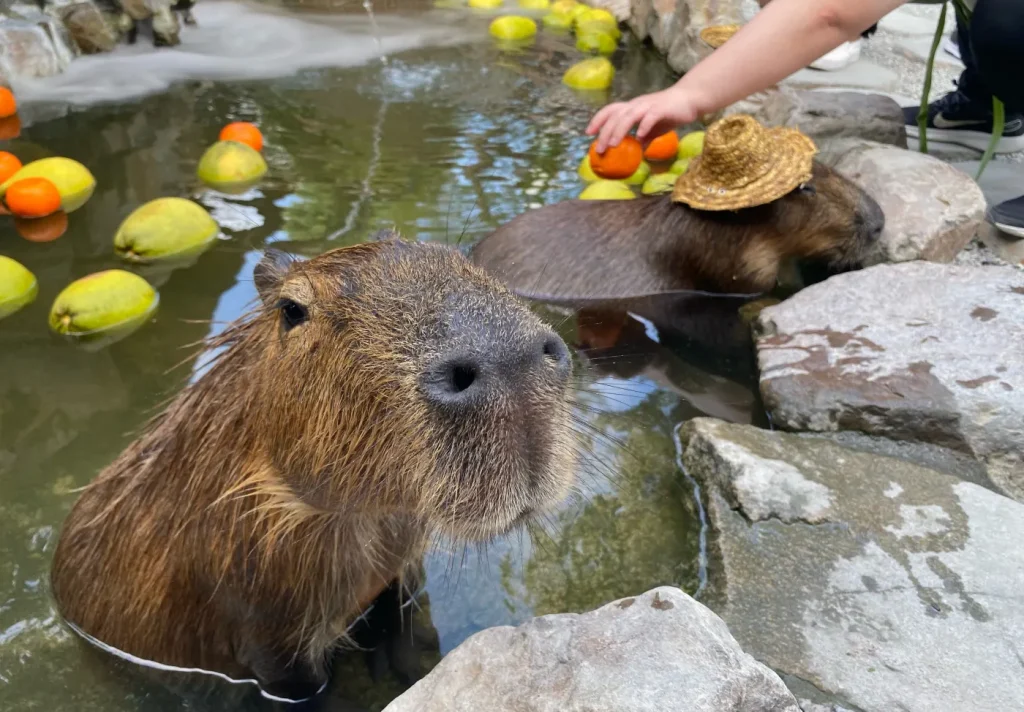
421,330,571,409
858,196,886,242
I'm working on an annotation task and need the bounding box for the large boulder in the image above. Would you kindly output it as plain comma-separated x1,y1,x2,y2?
822,140,987,264
385,587,800,712
52,1,121,54
0,16,76,81
717,87,908,150
629,0,748,75
754,262,1024,501
681,418,1024,712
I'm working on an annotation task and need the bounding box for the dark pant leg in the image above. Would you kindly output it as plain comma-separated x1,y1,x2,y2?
957,0,1024,113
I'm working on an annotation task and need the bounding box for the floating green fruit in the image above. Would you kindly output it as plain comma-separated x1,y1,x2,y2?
0,256,38,320
678,130,705,160
642,172,677,195
114,197,220,264
576,20,620,40
469,0,503,8
578,154,599,182
563,56,614,90
575,30,617,55
489,15,538,40
0,157,96,214
669,157,690,175
197,141,268,195
623,161,650,186
579,180,635,200
542,12,573,29
517,0,549,8
574,7,616,30
49,270,159,346
550,0,580,14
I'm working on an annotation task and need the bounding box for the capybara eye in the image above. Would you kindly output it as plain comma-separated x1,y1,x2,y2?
277,299,308,331
797,183,817,196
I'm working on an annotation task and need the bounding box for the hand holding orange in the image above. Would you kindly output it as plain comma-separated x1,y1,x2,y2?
588,136,643,180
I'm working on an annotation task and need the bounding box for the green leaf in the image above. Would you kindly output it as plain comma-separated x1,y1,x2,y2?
918,1,948,154
976,98,1003,180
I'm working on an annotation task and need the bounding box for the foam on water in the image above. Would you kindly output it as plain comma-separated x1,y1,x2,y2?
11,0,473,108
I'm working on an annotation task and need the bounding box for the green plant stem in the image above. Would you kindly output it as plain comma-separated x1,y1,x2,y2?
918,1,947,154
977,98,1004,180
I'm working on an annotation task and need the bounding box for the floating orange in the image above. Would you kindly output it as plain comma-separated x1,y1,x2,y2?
5,177,62,218
15,211,68,243
0,114,20,141
0,151,21,183
0,88,16,119
219,122,264,152
588,136,643,180
643,131,679,162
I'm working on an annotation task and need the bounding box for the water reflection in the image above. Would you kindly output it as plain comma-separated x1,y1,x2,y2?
0,13,753,710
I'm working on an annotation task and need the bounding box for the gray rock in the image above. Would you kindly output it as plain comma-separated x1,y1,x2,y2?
718,87,907,150
784,60,899,93
53,1,120,54
385,587,801,712
628,0,748,75
681,418,1024,712
0,18,74,80
754,262,1024,500
822,140,986,263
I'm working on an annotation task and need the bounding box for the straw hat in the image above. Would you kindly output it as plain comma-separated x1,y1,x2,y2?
671,114,817,212
699,24,741,49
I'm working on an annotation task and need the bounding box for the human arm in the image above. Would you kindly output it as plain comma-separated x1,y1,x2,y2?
586,0,907,152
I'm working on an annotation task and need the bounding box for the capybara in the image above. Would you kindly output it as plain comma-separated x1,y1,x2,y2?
50,234,576,701
470,161,885,301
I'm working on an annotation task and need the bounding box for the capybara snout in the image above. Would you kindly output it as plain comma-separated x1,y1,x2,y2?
251,236,576,538
51,234,576,693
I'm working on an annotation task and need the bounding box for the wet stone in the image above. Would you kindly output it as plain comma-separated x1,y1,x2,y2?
628,0,748,74
821,140,987,263
681,418,1024,712
385,587,801,712
754,261,1024,501
719,87,907,150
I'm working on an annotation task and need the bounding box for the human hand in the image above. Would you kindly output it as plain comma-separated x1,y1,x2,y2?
586,86,701,153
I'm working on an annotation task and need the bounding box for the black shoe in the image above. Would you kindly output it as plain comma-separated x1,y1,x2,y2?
990,194,1024,240
904,89,1024,153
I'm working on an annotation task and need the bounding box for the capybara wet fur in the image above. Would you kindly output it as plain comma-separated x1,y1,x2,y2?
50,235,576,700
471,161,885,301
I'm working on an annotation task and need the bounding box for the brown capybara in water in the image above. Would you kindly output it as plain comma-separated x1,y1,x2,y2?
50,234,576,701
470,161,885,301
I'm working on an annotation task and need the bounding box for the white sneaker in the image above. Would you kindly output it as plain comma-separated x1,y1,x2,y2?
809,39,862,71
942,34,961,61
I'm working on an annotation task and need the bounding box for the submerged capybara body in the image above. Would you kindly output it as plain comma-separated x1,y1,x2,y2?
51,236,575,698
471,162,885,301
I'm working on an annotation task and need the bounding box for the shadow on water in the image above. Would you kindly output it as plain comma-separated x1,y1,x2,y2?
1,3,764,709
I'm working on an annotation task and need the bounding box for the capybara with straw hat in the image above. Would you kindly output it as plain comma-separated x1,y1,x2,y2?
471,115,885,302
50,234,576,700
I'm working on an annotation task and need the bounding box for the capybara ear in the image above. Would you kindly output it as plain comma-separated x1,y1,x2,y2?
255,249,293,307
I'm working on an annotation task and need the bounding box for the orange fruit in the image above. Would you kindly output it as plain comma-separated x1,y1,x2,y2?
643,131,679,162
5,177,62,218
219,122,264,152
0,152,21,183
0,88,16,119
15,211,68,243
0,114,20,141
588,136,643,180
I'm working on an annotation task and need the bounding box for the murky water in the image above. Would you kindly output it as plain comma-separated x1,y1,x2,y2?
0,2,762,709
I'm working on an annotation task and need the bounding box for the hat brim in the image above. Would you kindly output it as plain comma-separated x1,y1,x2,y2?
671,127,817,211
700,24,741,49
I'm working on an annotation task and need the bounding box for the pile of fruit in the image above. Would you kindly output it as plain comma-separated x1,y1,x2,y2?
451,0,622,91
576,129,705,199
1,87,269,349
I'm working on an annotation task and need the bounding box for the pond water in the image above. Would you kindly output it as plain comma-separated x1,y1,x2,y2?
0,2,764,709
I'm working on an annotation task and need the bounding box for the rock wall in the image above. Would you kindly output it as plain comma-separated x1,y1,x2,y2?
628,0,751,75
